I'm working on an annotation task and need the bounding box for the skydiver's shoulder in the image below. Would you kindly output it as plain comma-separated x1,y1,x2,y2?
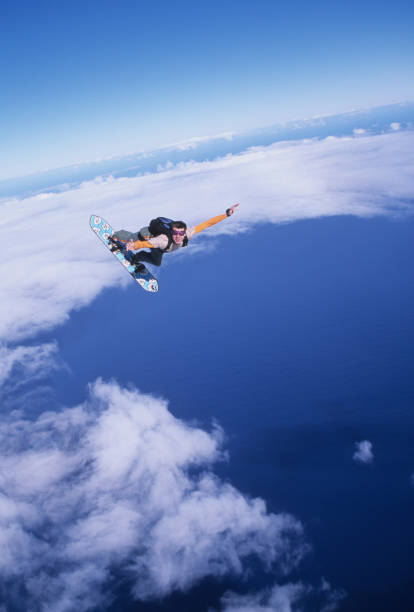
149,234,169,249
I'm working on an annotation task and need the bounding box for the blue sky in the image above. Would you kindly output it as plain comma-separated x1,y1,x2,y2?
2,0,414,179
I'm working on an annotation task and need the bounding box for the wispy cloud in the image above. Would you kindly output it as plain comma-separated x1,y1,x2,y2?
0,342,61,388
353,440,374,464
167,132,234,151
0,379,305,611
1,130,413,344
219,578,345,612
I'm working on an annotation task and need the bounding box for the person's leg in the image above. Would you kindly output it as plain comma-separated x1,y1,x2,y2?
112,229,140,242
108,230,134,255
149,249,163,267
132,249,164,267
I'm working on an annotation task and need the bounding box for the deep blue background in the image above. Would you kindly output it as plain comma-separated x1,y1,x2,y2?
25,214,414,610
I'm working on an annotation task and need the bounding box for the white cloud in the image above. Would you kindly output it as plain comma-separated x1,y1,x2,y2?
169,132,235,151
220,582,307,612
0,379,306,611
353,128,366,135
0,342,61,388
353,440,374,464
1,130,413,344
390,122,401,131
219,578,345,612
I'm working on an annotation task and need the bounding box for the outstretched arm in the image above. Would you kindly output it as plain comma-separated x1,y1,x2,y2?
193,203,239,235
125,204,239,250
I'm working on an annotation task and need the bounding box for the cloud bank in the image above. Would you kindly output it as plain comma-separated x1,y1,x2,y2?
1,130,413,345
0,379,306,611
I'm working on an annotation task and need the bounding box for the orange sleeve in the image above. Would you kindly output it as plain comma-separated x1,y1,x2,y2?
193,213,227,235
132,239,157,250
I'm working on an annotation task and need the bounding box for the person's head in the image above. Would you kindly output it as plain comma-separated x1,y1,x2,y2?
171,221,187,245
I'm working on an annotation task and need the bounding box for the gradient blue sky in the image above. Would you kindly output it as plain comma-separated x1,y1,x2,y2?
2,0,413,179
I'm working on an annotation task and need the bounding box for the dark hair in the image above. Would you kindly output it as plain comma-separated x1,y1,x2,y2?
171,221,187,230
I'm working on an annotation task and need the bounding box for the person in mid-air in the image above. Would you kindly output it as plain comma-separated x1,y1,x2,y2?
110,203,239,274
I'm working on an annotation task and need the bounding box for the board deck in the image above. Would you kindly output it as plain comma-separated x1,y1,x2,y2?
90,215,158,293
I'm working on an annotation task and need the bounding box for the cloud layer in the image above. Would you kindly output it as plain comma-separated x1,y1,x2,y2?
1,130,413,344
0,379,305,611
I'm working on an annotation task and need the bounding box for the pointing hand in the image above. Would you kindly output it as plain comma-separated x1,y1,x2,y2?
226,203,240,216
